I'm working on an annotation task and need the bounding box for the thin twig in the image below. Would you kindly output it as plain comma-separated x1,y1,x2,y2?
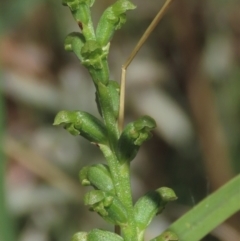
118,0,175,131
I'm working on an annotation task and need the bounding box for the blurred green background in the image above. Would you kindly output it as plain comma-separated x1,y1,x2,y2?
0,0,240,240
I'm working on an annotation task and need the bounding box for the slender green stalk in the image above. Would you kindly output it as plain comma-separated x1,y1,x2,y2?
55,1,179,241
99,145,137,241
151,174,240,241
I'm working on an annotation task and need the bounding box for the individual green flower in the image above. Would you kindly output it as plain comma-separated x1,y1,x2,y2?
62,0,94,11
64,32,85,61
134,187,177,239
84,190,128,226
96,0,136,46
79,164,115,194
53,110,108,144
117,115,156,163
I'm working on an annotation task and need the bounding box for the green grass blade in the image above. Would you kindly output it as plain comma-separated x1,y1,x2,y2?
151,174,240,241
0,72,16,241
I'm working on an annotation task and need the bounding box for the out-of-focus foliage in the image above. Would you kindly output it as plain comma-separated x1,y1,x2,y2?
0,0,240,240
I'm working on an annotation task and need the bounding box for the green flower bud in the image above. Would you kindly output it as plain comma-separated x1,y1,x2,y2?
117,115,156,163
87,229,123,241
84,190,128,226
62,0,94,11
134,187,177,234
96,0,136,46
64,32,85,61
79,164,115,194
79,166,91,186
151,231,179,241
157,187,178,205
84,190,106,206
102,194,128,225
53,110,108,144
85,190,112,216
88,164,115,193
71,229,125,241
62,0,80,11
71,232,88,241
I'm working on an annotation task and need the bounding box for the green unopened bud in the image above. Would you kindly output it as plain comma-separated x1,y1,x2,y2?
84,190,106,205
84,190,109,215
151,231,179,241
84,190,128,226
157,187,178,205
87,229,123,241
64,32,85,61
62,0,94,10
102,194,128,225
79,166,91,186
96,0,136,46
53,110,108,144
62,0,79,10
71,229,125,241
117,115,156,163
134,187,177,234
79,164,115,194
71,232,88,241
88,164,115,193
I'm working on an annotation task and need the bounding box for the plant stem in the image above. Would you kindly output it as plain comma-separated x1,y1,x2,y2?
96,82,119,150
99,145,137,241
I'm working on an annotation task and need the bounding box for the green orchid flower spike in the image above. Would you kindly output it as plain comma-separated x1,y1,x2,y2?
55,0,178,241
